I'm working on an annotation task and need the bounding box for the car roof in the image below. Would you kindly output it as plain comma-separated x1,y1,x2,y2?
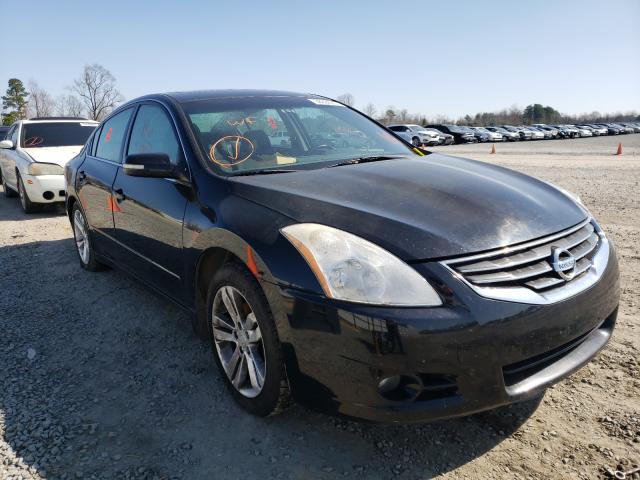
158,89,313,104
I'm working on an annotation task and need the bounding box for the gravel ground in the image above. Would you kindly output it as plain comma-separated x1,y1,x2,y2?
1,134,639,480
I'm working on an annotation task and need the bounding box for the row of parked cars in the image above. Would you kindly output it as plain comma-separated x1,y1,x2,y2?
388,121,640,146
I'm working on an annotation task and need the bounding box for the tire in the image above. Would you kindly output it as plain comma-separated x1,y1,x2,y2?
17,173,41,213
71,203,104,271
207,262,290,416
2,173,17,198
411,137,421,147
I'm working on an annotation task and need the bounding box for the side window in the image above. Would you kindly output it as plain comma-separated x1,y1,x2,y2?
90,126,102,156
95,109,134,162
127,104,182,165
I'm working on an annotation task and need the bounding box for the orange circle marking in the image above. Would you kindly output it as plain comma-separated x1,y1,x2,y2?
209,135,255,167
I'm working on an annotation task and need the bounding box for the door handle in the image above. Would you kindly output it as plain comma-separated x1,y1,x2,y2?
78,170,87,181
114,188,125,203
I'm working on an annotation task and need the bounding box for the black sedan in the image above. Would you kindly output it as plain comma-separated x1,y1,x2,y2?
425,124,476,144
65,90,620,423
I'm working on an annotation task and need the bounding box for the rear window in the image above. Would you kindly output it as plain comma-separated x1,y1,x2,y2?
21,122,96,148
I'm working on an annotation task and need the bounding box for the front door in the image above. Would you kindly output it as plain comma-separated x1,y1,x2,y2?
111,103,190,300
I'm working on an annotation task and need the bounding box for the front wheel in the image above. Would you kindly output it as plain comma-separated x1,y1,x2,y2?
17,173,41,213
2,173,17,198
207,263,290,416
71,203,104,271
411,137,421,147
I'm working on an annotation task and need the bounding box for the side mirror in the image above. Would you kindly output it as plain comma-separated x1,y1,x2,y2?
123,153,177,178
0,139,14,149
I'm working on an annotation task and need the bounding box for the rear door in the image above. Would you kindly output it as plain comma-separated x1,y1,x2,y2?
111,102,190,298
76,108,134,254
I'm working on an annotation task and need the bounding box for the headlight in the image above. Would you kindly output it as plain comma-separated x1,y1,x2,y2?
281,223,442,306
28,162,64,176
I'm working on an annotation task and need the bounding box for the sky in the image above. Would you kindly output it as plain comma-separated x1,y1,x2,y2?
1,0,638,119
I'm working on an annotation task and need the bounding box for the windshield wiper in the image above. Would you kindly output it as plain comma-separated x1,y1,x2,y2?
327,155,405,168
231,168,298,177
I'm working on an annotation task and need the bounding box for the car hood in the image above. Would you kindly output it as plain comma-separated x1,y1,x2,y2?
23,146,82,166
231,154,587,261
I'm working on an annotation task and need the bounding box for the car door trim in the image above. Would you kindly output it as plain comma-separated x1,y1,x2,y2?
93,228,181,280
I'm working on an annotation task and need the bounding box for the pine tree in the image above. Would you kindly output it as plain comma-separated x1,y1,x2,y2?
2,79,29,125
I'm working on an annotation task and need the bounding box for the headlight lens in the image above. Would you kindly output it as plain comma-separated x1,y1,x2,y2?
28,162,64,176
281,223,442,306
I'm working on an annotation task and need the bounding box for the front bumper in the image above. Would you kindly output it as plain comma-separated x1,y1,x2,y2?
274,245,619,423
22,173,66,203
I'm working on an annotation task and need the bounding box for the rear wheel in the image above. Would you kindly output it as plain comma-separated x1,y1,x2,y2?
207,263,290,416
17,173,41,213
72,203,104,271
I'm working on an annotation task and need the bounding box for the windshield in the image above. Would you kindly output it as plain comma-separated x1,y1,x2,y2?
182,97,415,174
21,122,96,148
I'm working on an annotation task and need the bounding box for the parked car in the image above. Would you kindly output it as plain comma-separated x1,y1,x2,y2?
422,127,454,145
426,124,476,144
471,126,503,142
0,126,10,140
611,123,634,134
387,124,440,146
501,125,532,140
523,126,552,140
552,125,579,138
269,131,291,147
531,124,561,139
620,122,640,133
596,124,623,135
64,90,619,423
572,125,593,137
0,117,98,212
585,124,609,136
485,126,519,141
577,125,601,136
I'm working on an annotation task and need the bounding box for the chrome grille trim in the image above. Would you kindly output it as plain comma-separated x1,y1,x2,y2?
440,218,610,305
457,223,594,273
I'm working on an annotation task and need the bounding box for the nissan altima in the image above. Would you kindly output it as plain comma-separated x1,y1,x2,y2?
65,90,619,423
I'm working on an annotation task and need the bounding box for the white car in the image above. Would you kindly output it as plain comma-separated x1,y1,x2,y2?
387,124,440,146
0,117,97,213
573,126,593,137
471,126,503,142
269,131,291,147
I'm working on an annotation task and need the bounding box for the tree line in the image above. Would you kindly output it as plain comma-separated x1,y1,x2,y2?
1,64,123,125
337,93,639,127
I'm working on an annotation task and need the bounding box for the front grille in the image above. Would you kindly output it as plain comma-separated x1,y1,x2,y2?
447,220,600,292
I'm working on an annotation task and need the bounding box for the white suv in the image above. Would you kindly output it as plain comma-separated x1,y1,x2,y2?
0,117,97,212
387,124,440,146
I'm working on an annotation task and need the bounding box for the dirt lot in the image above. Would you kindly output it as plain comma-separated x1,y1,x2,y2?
1,134,639,480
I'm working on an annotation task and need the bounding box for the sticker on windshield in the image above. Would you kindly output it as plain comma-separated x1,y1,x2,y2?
209,135,255,168
307,98,345,107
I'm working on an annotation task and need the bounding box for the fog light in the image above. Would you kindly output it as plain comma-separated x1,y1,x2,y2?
42,191,54,200
378,375,401,394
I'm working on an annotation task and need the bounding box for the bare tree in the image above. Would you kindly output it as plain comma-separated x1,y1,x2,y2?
398,109,409,123
363,103,377,118
336,93,355,107
27,81,54,118
56,94,85,117
71,64,124,121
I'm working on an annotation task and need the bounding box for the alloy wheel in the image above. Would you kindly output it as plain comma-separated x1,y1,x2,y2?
73,209,90,264
211,286,266,398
